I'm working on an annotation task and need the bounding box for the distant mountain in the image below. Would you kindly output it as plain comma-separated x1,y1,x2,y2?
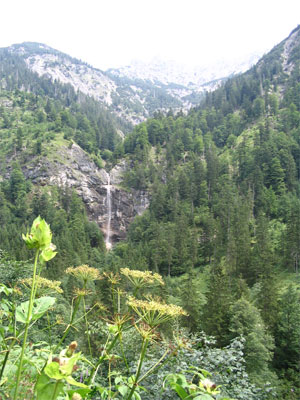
3,42,261,126
107,53,262,88
0,25,299,255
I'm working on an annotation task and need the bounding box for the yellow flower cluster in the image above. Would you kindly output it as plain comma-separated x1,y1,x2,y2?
103,271,121,285
120,268,164,287
66,265,101,282
73,287,92,297
20,276,63,294
127,296,187,327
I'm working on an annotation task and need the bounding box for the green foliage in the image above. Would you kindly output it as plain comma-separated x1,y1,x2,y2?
163,368,232,399
1,26,300,398
0,219,192,399
229,297,275,385
274,284,300,392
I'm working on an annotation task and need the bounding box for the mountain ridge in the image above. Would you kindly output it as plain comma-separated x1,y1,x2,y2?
3,41,262,125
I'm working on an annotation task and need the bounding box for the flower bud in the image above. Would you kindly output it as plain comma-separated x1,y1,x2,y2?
71,394,82,400
66,341,78,357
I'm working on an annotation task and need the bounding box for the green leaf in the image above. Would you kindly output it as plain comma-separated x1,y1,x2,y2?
133,392,142,400
194,395,214,400
59,352,81,376
35,372,50,390
173,384,189,399
35,372,64,400
15,301,27,323
0,284,13,296
45,361,65,380
117,385,128,396
66,375,88,388
34,217,52,248
108,323,119,334
23,216,54,250
40,244,57,262
32,296,56,320
16,296,56,323
67,388,91,398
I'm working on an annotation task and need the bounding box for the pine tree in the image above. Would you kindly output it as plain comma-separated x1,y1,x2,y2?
203,260,234,346
229,297,275,384
274,285,300,376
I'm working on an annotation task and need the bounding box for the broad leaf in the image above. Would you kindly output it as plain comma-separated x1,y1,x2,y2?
117,385,128,396
67,388,91,398
173,384,189,399
16,296,56,323
59,352,81,376
35,373,64,400
45,361,64,380
66,375,88,388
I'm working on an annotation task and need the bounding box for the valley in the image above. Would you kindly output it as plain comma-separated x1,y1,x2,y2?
0,25,299,399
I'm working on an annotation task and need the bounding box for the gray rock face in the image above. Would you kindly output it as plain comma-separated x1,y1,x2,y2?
22,143,149,246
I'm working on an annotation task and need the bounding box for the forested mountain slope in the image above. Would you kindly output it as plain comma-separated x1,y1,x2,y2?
0,26,300,399
104,25,300,396
2,41,258,126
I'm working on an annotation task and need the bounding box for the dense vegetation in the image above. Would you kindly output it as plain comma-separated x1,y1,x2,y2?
0,26,300,399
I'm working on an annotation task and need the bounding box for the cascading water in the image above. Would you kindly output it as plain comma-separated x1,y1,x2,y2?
104,171,112,250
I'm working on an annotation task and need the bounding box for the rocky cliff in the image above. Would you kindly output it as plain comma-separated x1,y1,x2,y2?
21,142,149,246
5,42,262,126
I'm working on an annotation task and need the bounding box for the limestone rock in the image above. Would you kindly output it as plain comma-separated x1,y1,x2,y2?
21,142,149,245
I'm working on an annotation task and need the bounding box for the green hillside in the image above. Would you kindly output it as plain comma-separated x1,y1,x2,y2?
0,26,300,399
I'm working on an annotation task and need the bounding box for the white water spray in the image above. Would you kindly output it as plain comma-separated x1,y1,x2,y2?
104,172,112,250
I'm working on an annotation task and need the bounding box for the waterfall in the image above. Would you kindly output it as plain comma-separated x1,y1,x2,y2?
104,172,112,250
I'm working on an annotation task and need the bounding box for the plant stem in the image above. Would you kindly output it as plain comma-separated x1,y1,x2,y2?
126,338,149,400
118,331,129,372
83,296,92,356
108,360,112,400
137,347,170,384
0,320,38,380
87,334,119,385
13,249,39,400
53,293,83,353
46,311,52,348
0,350,10,381
51,380,61,400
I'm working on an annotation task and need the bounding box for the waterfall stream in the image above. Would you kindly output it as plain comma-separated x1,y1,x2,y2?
104,172,112,250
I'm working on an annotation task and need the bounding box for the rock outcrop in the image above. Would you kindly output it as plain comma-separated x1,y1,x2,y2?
22,142,149,246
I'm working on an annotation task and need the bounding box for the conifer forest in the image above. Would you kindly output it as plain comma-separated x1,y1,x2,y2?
0,26,300,399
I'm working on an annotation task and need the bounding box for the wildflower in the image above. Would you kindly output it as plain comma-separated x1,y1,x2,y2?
121,268,164,288
19,276,63,295
104,313,132,329
95,302,107,312
103,271,121,285
200,378,216,391
66,341,78,357
72,393,82,400
199,378,219,395
22,216,57,262
66,265,102,282
172,333,193,351
22,216,52,249
135,322,160,341
127,296,187,327
73,287,92,297
56,315,64,324
13,286,22,296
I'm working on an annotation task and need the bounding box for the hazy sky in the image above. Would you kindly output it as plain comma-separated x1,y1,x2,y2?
1,0,299,70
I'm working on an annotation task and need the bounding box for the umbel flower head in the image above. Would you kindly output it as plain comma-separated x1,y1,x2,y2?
19,276,63,295
103,271,121,285
66,265,102,283
127,296,187,327
22,216,57,262
121,268,164,288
